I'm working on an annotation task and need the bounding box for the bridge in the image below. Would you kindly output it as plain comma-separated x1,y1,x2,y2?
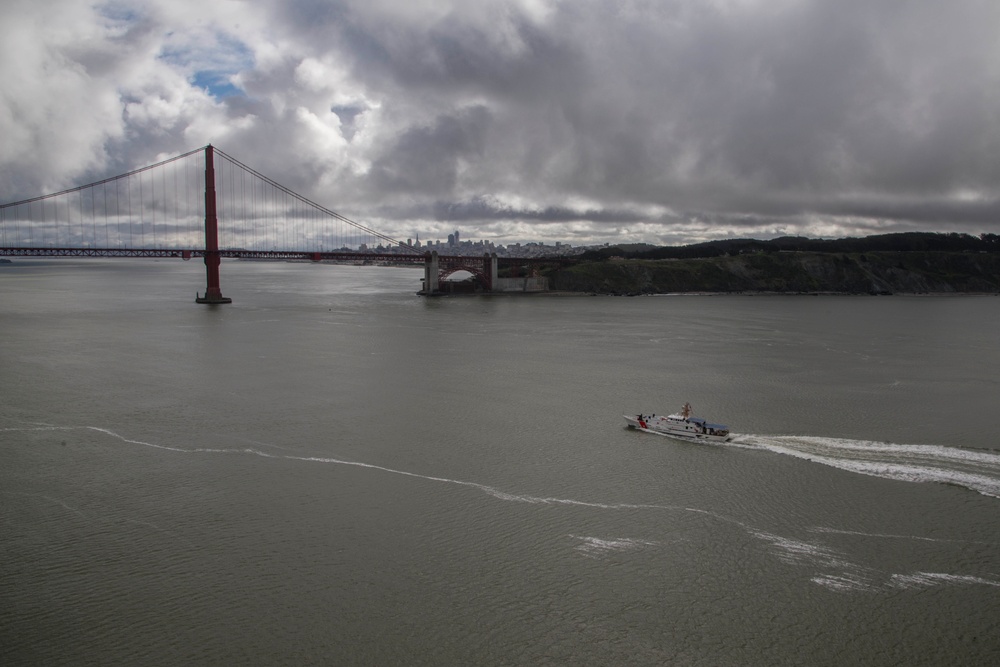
0,146,566,302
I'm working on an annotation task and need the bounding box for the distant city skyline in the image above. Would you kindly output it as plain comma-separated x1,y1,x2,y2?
379,228,591,258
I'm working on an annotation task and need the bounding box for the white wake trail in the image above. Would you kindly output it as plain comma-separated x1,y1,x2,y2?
732,434,1000,499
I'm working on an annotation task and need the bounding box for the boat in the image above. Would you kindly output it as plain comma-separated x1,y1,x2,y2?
624,402,732,443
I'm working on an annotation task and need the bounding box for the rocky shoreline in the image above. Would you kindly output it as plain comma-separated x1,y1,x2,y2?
545,251,1000,295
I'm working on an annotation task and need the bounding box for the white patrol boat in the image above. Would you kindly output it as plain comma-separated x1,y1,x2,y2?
624,402,732,443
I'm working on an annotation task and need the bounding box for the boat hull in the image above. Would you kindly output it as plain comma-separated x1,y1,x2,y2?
624,414,732,443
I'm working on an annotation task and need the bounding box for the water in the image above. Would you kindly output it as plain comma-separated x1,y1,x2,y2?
3,259,1000,665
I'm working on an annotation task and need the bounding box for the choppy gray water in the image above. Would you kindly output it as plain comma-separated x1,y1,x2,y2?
3,259,1000,666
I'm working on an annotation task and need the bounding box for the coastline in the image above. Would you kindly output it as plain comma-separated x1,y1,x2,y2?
422,289,1000,297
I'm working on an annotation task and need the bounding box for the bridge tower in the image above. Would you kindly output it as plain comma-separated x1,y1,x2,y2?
195,145,232,304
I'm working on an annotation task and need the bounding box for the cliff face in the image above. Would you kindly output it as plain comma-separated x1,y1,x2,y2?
549,251,1000,294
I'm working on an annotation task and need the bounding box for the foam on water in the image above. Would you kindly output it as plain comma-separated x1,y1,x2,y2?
810,573,877,593
569,535,659,559
889,572,1000,590
807,526,986,544
731,434,1000,498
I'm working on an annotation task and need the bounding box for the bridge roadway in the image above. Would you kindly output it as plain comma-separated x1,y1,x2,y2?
0,247,429,261
0,246,569,266
0,246,573,297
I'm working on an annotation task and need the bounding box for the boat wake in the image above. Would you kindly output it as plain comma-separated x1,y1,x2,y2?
730,434,1000,499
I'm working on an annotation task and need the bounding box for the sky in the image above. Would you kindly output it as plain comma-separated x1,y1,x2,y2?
2,0,1000,247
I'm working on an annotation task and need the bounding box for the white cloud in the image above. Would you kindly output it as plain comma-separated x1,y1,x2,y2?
0,0,125,191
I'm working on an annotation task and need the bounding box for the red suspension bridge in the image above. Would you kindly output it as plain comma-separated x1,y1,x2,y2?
0,146,564,302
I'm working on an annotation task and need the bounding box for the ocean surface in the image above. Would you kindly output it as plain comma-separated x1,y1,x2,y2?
3,258,1000,666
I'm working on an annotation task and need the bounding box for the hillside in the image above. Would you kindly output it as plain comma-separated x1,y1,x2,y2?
547,251,1000,295
578,231,1000,260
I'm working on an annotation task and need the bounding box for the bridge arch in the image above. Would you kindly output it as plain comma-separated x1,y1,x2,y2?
422,251,497,294
439,263,490,290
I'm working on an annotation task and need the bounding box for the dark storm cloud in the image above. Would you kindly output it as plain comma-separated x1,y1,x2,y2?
705,1,1000,197
819,196,1000,227
331,103,366,140
367,105,492,195
313,0,1000,239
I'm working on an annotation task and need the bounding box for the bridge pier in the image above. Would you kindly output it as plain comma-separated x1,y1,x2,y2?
196,251,231,304
196,145,232,304
423,251,440,293
421,251,501,295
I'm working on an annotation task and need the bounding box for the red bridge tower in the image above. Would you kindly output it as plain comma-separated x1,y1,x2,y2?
196,145,232,304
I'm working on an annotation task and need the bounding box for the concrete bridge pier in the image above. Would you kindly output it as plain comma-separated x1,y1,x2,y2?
421,251,503,294
423,251,440,293
196,251,232,304
488,252,498,290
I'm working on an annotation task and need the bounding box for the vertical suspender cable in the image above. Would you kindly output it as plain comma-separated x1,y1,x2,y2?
79,189,84,248
115,177,120,247
187,154,192,247
172,160,177,248
128,172,133,248
139,170,144,248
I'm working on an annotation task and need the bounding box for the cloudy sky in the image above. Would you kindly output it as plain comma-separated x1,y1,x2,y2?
3,0,1000,246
